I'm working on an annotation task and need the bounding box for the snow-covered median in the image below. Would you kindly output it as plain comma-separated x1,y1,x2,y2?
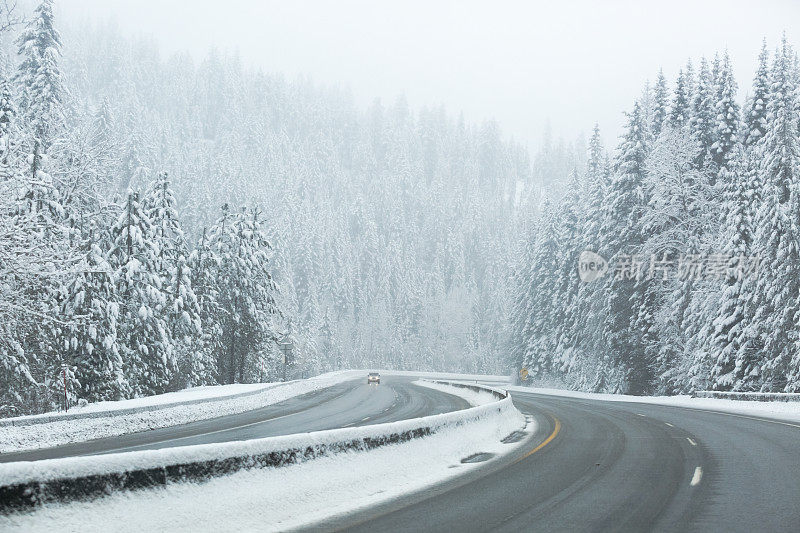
0,381,528,531
0,371,359,453
415,379,505,406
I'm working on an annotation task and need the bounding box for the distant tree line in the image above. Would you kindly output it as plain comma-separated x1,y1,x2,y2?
510,38,800,394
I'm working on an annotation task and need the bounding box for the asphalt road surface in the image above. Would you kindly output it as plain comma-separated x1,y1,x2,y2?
5,376,799,532
330,388,800,533
0,375,468,463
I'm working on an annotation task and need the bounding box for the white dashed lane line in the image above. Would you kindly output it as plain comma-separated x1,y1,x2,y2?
690,466,703,486
687,437,697,446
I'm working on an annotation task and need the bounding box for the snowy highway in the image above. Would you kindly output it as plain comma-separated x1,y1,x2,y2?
3,378,800,531
0,376,469,463
327,388,800,532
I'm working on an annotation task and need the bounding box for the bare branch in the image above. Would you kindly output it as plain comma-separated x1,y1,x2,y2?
0,0,23,34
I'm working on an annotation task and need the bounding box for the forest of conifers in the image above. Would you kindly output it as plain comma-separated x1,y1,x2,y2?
3,1,582,414
510,37,800,395
6,1,796,416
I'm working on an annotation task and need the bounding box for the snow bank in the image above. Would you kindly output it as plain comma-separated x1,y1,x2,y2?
511,385,800,424
0,393,529,532
0,381,526,516
0,371,359,453
1,383,281,426
691,390,800,402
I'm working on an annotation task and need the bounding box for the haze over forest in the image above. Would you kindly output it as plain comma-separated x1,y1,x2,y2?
2,1,800,415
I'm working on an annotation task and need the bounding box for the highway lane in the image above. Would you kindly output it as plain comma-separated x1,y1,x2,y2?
334,389,800,533
0,375,469,463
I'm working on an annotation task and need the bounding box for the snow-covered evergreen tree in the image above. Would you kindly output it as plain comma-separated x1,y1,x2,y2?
109,191,172,396
744,41,770,147
670,65,693,128
749,37,800,391
690,58,717,172
57,224,127,402
652,69,669,137
13,0,65,150
600,99,654,394
209,204,280,383
704,145,756,390
712,52,740,171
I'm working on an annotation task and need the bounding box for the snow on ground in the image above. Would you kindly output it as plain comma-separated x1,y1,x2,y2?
0,371,360,453
0,382,530,532
5,383,280,422
511,385,800,425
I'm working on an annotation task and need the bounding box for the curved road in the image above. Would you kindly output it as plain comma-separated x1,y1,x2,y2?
328,388,800,532
4,376,800,531
0,376,469,463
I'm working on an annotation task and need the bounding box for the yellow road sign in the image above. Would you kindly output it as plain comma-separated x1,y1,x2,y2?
519,368,529,381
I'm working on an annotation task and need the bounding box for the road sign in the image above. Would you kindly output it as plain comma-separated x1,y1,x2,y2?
519,368,529,381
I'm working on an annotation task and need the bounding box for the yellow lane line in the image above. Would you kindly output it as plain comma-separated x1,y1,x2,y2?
515,417,561,464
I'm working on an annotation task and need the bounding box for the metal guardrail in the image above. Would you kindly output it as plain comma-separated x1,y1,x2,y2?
0,380,511,513
691,390,800,402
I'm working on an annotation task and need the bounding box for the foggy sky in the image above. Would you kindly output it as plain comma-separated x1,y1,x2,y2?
61,0,800,151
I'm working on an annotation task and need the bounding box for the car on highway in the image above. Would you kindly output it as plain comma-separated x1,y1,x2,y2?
367,372,380,384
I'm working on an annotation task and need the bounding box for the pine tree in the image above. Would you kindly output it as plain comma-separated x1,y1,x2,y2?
652,69,669,137
0,76,16,173
552,170,584,375
144,172,186,270
188,227,222,385
744,41,770,147
109,191,172,396
705,145,755,389
712,52,740,170
57,224,127,402
210,204,280,383
690,58,717,171
600,98,654,394
670,63,694,128
13,0,65,150
750,37,800,391
521,199,560,379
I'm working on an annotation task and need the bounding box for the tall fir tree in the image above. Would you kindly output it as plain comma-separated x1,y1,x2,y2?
712,52,740,171
109,191,172,396
13,0,65,150
749,37,800,391
652,69,669,137
57,223,127,402
744,40,770,147
600,99,654,394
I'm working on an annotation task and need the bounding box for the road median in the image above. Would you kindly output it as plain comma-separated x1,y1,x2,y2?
0,380,525,515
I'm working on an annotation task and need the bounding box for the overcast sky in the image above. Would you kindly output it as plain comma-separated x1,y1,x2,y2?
60,0,800,151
